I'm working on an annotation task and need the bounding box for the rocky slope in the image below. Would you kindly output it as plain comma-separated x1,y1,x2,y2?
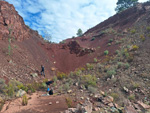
1,1,150,113
0,1,150,83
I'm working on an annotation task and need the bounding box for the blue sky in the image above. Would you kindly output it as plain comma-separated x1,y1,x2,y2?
5,0,148,42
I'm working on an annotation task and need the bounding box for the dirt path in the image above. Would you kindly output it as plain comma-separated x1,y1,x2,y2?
1,92,68,113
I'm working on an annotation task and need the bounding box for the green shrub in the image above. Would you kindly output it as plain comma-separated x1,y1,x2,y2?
130,29,136,34
81,74,97,87
115,50,120,55
86,63,94,70
66,97,73,108
5,80,21,97
104,50,109,55
57,72,67,80
63,83,70,91
140,35,145,41
0,100,4,111
117,62,123,68
147,26,150,32
91,37,95,41
124,52,129,58
108,43,111,46
17,84,28,92
7,83,15,97
69,71,74,77
132,45,139,51
115,40,122,45
58,86,63,93
124,63,130,69
109,39,113,43
94,58,98,63
75,70,82,76
107,69,116,77
26,84,35,93
131,82,140,90
0,79,6,94
52,76,57,82
22,94,28,106
43,78,48,83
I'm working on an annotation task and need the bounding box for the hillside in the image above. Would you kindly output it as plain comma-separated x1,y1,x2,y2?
0,1,150,113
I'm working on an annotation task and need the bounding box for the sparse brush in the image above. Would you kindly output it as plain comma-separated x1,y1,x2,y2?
108,43,111,46
66,97,73,108
81,74,97,87
63,83,70,91
22,94,28,106
132,45,139,51
0,79,6,94
94,58,98,63
128,94,135,101
52,76,57,82
7,83,15,97
107,69,116,77
57,72,67,80
146,26,150,32
86,63,94,70
124,63,130,69
110,92,119,102
130,29,136,34
88,86,97,94
116,50,120,55
109,39,113,43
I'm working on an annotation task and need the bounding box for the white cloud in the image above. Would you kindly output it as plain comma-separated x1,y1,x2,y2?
5,0,149,42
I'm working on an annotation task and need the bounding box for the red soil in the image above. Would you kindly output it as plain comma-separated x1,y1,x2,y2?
1,92,69,113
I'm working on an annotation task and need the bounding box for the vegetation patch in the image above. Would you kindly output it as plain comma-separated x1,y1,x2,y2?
57,72,67,80
81,74,97,87
22,94,28,106
104,50,109,55
66,97,73,108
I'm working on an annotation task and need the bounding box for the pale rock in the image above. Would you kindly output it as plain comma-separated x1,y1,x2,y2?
56,101,59,104
16,89,26,97
124,106,137,113
123,87,129,93
49,102,52,105
137,101,150,109
100,90,105,96
81,97,84,100
67,90,72,93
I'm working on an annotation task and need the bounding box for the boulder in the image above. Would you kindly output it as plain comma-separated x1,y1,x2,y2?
30,73,38,78
123,87,129,93
67,90,72,93
16,89,26,97
124,106,137,113
137,101,150,109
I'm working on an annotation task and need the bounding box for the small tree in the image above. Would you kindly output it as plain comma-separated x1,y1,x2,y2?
43,30,52,42
76,28,83,37
115,0,138,13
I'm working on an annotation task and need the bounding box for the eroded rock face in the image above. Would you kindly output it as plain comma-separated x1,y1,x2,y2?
0,1,32,41
67,41,95,56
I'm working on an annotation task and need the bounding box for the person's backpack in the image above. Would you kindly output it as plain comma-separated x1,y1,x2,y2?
49,89,53,95
47,87,50,92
